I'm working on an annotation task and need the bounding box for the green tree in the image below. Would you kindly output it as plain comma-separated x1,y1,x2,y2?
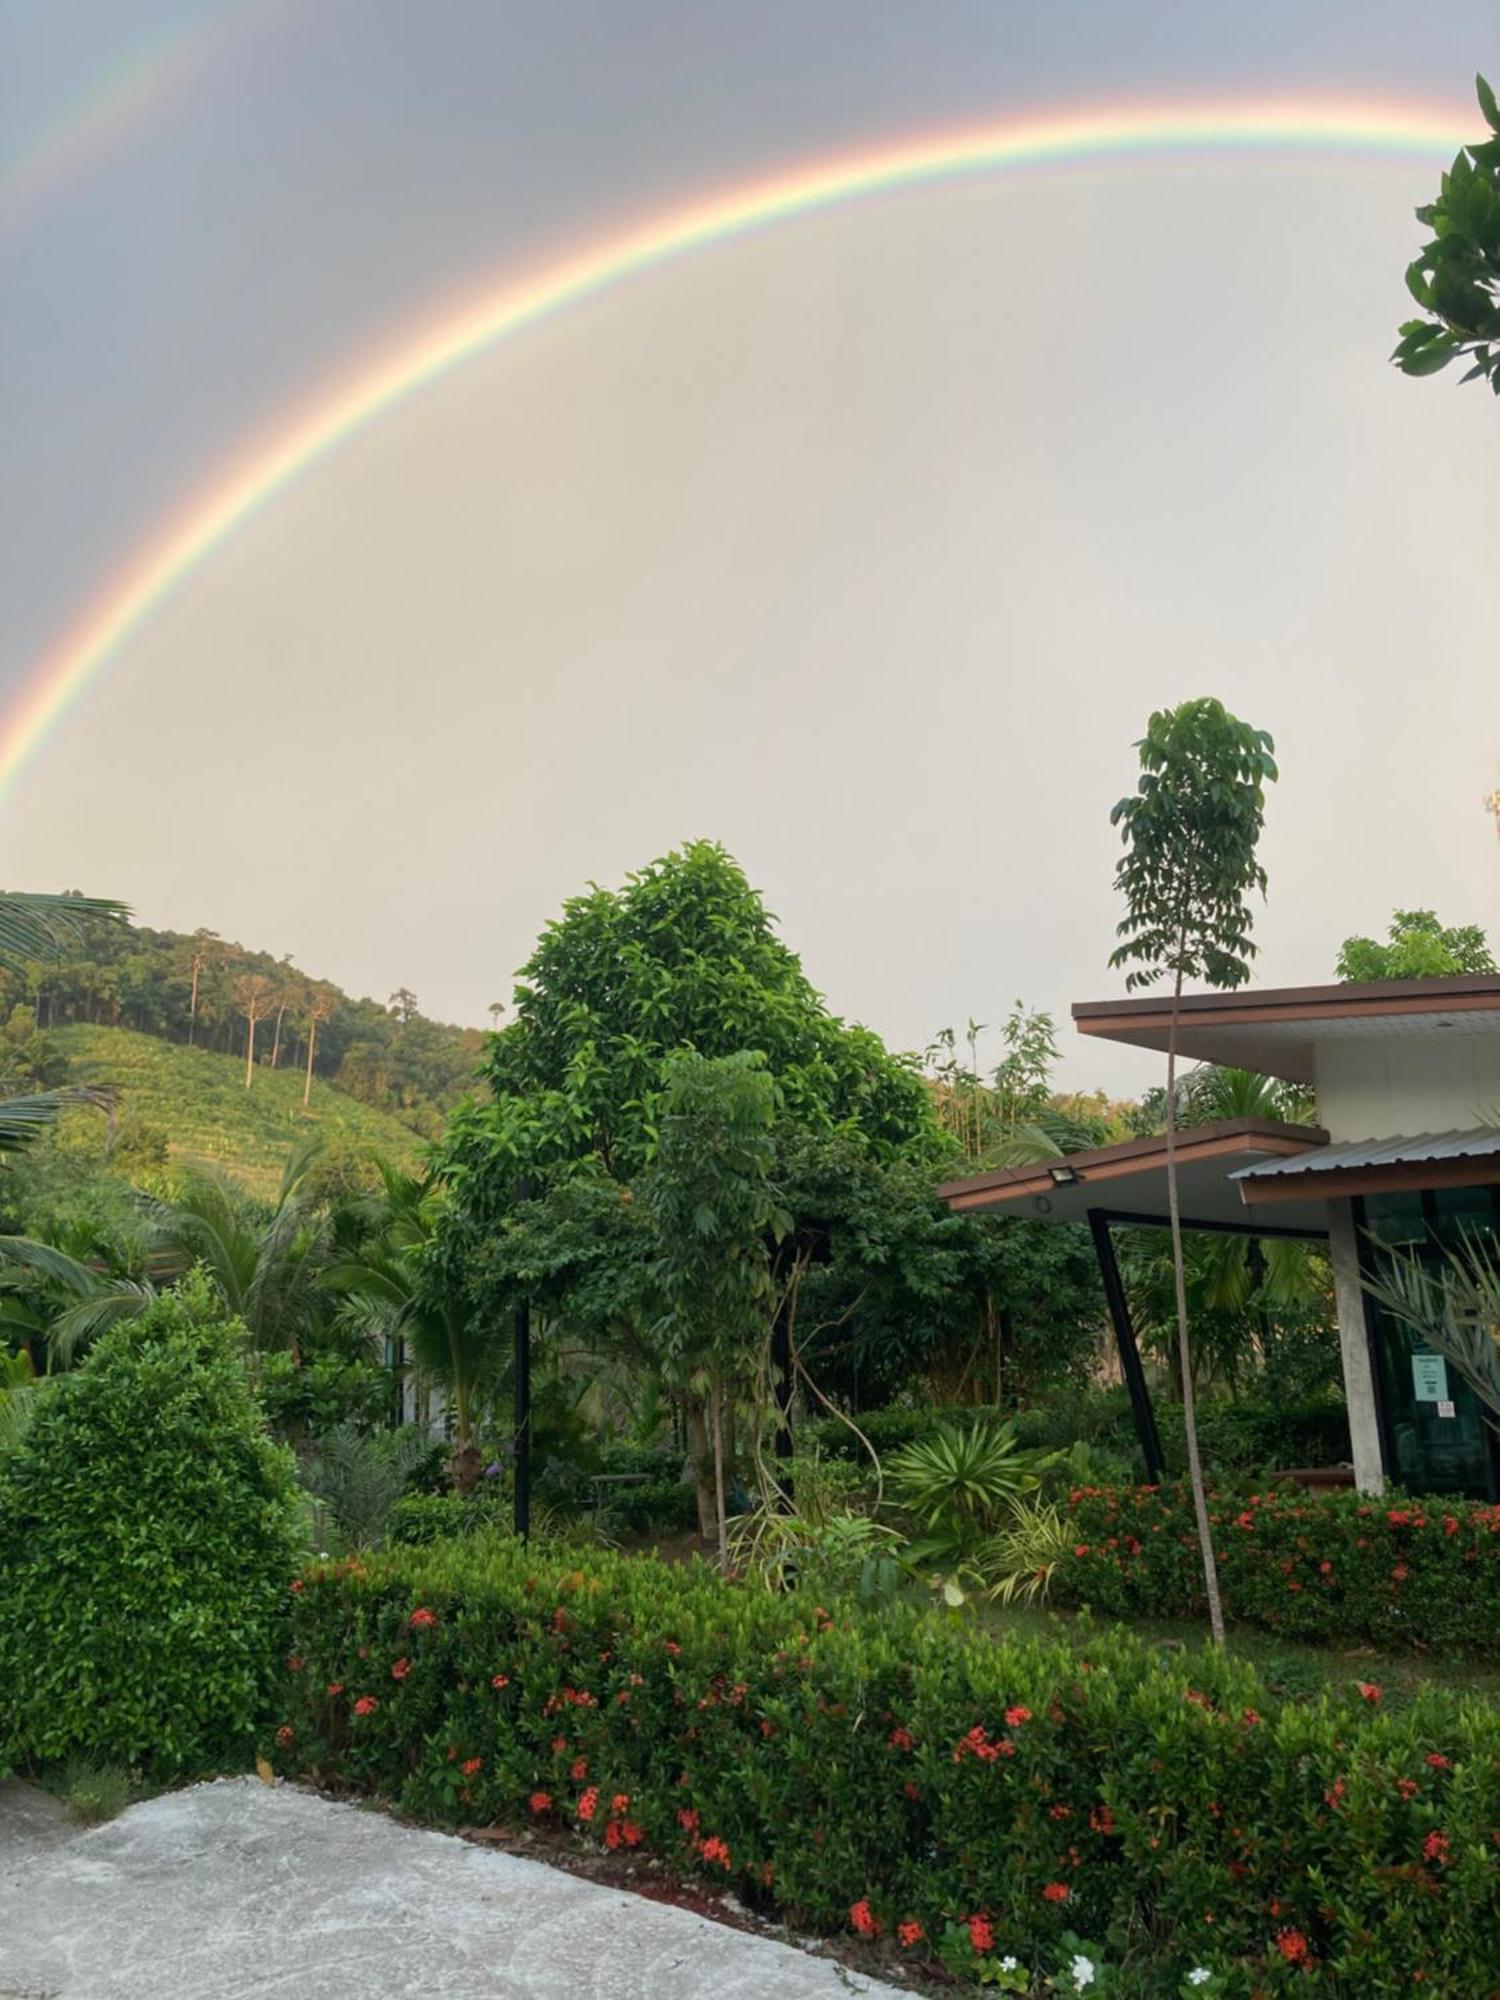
1336,908,1495,981
1109,698,1277,1646
639,1051,788,1560
1393,76,1500,392
0,892,127,1150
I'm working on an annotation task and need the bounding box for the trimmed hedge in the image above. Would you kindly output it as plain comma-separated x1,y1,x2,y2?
268,1537,1500,1996
808,1392,1352,1479
1056,1484,1500,1655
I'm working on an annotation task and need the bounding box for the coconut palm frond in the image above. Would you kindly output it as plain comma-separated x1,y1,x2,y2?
0,1084,116,1153
45,1282,156,1368
0,1233,103,1294
0,892,129,974
1364,1231,1500,1424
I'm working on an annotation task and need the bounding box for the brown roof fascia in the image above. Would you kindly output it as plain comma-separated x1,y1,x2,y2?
1072,972,1500,1039
1238,1154,1500,1206
937,1117,1328,1211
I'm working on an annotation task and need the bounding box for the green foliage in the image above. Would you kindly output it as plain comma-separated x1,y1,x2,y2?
596,1477,698,1538
0,1279,302,1773
887,1420,1042,1541
388,1491,506,1545
1058,1483,1500,1654
1363,1229,1500,1423
1336,908,1495,983
1393,76,1500,392
255,1352,393,1441
1109,700,1277,994
269,1537,1500,1994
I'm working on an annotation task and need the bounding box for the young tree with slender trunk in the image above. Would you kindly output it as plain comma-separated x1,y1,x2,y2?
233,973,277,1089
185,929,219,1047
1109,698,1277,1647
641,1049,788,1567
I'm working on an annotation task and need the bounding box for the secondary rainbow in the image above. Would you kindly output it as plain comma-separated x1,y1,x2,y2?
2,94,1472,808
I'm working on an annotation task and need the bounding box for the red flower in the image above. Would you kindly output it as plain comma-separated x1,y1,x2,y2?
698,1835,732,1870
1425,1753,1452,1770
409,1607,437,1630
849,1899,881,1938
1356,1681,1383,1704
622,1821,644,1846
460,1757,482,1778
570,1757,589,1781
888,1726,914,1751
1073,1543,1091,1557
1242,1709,1262,1727
577,1787,599,1823
290,1578,304,1592
610,1793,630,1815
551,1736,568,1755
391,1658,411,1681
1004,1705,1032,1727
1090,1804,1115,1835
286,1655,305,1673
1397,1778,1419,1801
491,1674,510,1689
967,1913,994,1950
1275,1929,1309,1964
897,1920,924,1948
1392,1563,1410,1583
275,1725,295,1747
529,1791,553,1815
664,1640,681,1654
1042,1882,1070,1903
1423,1830,1449,1865
903,1781,920,1800
353,1695,378,1717
678,1808,700,1833
603,1820,623,1850
326,1683,344,1698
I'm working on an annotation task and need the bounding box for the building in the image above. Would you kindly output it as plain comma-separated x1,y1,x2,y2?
937,973,1500,1500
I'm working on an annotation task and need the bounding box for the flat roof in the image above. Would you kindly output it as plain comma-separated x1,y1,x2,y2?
1072,973,1500,1082
937,1118,1331,1235
1234,1126,1500,1205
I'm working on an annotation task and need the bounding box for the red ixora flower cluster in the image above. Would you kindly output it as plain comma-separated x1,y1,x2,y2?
1042,1882,1070,1903
529,1791,553,1815
391,1657,411,1681
275,1725,295,1747
698,1834,732,1870
1423,1830,1450,1866
353,1695,379,1717
967,1913,995,1951
897,1920,924,1948
409,1607,438,1630
848,1899,881,1938
1275,1928,1310,1964
887,1726,914,1752
461,1757,482,1778
491,1673,510,1689
953,1724,1015,1764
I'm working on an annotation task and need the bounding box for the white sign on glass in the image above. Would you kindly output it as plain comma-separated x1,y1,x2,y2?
1411,1352,1449,1403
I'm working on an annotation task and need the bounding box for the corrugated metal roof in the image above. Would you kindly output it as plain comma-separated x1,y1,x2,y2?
1232,1127,1500,1183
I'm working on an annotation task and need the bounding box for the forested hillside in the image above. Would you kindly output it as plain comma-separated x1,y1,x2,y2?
45,1026,424,1198
0,908,487,1139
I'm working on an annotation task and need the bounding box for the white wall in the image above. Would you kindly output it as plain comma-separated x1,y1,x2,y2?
1314,1031,1500,1141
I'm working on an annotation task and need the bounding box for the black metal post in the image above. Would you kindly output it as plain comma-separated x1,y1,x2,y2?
1087,1208,1164,1483
513,1177,532,1541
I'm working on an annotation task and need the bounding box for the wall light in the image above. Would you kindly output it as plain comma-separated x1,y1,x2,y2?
1047,1165,1081,1187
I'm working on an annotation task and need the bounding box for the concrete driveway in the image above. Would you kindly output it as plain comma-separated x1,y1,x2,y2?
0,1777,909,1999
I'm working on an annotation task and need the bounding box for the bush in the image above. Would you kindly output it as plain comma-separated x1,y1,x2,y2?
268,1537,1500,1995
0,1281,302,1774
256,1353,393,1441
387,1492,507,1546
1154,1396,1351,1477
1056,1483,1500,1654
598,1477,697,1538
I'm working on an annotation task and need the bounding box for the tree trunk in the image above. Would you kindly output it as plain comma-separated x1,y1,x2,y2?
686,1395,717,1543
710,1380,729,1572
188,963,200,1046
1166,961,1226,1646
244,1015,257,1089
270,1004,286,1069
303,1016,317,1107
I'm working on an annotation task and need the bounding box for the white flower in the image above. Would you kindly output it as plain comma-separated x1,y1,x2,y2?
1187,1975,1213,1990
1071,1956,1096,1992
999,1959,1018,1972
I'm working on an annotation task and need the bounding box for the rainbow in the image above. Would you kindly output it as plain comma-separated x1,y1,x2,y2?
2,94,1471,808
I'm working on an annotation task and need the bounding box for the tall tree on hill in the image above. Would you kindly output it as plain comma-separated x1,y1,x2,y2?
389,987,419,1024
1109,699,1277,1647
233,973,277,1089
268,959,298,1069
184,929,219,1047
302,982,335,1108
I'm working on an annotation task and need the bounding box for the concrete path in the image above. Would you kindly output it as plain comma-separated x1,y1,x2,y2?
0,1777,908,1999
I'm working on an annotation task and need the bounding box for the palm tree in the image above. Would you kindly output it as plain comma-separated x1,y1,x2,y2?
0,892,128,1150
323,1160,498,1491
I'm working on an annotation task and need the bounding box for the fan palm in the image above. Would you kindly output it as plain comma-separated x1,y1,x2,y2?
1364,1228,1500,1426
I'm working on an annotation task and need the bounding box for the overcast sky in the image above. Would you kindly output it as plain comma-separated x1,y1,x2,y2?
1,1,1497,1096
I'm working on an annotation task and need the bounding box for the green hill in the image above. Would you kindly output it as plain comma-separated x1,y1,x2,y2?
54,1024,425,1197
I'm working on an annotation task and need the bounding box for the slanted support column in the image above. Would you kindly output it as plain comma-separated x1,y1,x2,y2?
1326,1197,1385,1496
1087,1209,1164,1483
